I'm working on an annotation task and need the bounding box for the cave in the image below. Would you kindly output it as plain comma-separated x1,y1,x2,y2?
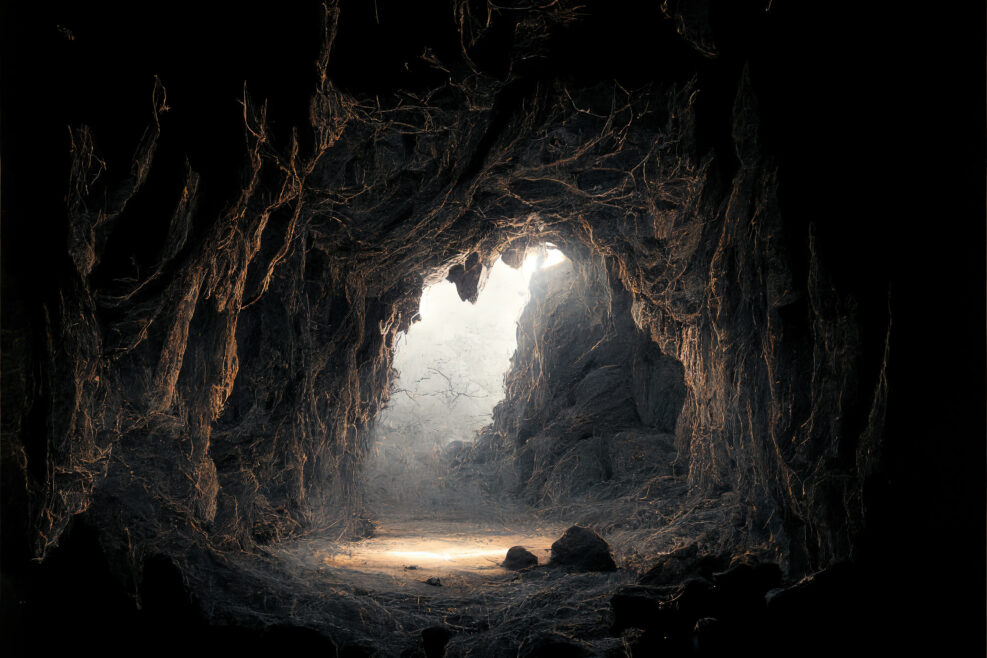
2,1,984,656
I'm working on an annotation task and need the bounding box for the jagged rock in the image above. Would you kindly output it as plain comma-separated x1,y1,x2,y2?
3,1,978,655
445,252,483,303
503,545,539,570
550,526,616,572
5,0,899,580
424,577,442,587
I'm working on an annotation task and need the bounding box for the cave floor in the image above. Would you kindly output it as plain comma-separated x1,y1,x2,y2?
319,519,564,584
217,490,741,654
253,517,634,655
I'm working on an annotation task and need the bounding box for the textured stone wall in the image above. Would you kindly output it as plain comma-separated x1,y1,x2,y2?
3,1,978,595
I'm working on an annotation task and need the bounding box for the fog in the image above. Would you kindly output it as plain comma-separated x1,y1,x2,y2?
365,249,567,517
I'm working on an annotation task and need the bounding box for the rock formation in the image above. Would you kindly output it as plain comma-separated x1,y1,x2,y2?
1,0,981,654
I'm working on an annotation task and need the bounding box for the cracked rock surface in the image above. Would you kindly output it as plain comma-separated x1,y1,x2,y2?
1,0,982,655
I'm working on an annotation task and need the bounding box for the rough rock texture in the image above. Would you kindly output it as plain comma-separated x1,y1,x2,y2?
4,0,878,570
550,526,617,572
468,248,687,515
2,0,983,654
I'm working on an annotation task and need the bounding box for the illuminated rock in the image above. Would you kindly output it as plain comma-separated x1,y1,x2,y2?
502,545,538,570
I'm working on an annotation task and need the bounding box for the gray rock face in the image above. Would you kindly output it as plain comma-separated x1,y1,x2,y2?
503,546,539,570
467,250,686,516
550,526,616,572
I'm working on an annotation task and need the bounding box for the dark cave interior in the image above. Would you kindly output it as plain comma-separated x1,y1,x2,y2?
1,1,984,656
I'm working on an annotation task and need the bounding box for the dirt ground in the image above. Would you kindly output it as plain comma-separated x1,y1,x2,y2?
254,516,633,655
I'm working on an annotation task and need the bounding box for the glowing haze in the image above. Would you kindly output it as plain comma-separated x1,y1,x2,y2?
365,247,567,516
381,248,566,447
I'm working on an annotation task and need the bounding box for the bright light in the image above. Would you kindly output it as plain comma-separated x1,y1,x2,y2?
521,246,567,278
376,256,534,455
387,549,506,563
365,245,572,517
417,257,530,324
542,247,566,268
322,526,561,576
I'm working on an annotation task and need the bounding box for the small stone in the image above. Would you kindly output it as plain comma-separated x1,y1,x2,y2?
503,545,539,570
550,525,616,572
424,576,442,587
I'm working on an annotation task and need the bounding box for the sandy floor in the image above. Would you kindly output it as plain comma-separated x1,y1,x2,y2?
250,516,632,656
316,519,564,587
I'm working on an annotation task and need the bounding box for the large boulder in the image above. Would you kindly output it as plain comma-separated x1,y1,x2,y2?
549,526,616,572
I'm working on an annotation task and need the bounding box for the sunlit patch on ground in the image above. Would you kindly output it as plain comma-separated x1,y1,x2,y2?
322,521,562,578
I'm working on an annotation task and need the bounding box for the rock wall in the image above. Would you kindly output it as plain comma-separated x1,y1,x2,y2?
470,248,687,509
2,0,982,606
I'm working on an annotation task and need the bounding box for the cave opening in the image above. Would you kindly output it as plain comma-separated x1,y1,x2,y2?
365,245,566,521
341,246,572,576
317,240,695,589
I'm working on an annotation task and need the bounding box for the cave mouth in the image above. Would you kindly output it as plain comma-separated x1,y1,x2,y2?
319,242,692,582
344,246,572,575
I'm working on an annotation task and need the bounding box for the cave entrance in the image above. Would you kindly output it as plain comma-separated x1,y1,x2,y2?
365,245,569,519
323,246,572,577
325,242,688,581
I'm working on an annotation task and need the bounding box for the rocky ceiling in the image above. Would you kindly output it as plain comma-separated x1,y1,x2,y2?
1,0,983,654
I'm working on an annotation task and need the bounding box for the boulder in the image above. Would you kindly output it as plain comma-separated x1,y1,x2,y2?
550,526,616,571
503,545,539,570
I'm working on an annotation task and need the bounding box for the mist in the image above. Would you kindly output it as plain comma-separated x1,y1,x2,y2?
364,250,567,518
